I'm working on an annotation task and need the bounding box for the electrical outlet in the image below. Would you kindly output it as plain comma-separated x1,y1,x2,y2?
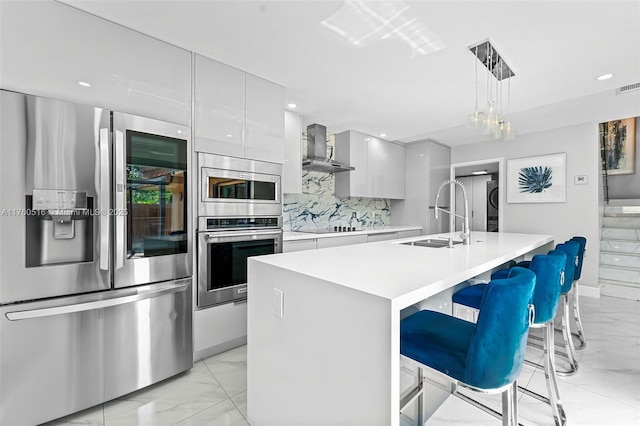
273,288,284,319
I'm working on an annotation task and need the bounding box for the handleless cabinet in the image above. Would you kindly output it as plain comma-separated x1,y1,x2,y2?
283,110,303,194
245,74,285,163
335,130,405,199
194,54,284,163
194,55,245,157
316,234,368,249
366,232,397,242
283,239,317,253
0,1,191,125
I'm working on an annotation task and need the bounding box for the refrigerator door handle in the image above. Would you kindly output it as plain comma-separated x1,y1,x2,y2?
115,129,125,269
99,128,110,271
5,280,190,321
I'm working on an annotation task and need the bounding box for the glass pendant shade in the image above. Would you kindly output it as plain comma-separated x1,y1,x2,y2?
467,111,484,128
467,39,515,141
503,121,515,141
482,102,496,135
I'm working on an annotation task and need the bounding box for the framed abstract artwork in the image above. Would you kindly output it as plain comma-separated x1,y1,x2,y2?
600,117,636,175
507,153,566,203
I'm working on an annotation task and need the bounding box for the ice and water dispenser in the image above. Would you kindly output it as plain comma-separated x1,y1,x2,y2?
25,189,93,267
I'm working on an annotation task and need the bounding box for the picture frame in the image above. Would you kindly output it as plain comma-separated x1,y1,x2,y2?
600,117,636,175
507,153,566,203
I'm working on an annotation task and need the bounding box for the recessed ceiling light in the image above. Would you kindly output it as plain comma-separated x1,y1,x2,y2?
380,133,387,138
596,73,614,81
472,170,488,175
287,103,297,109
177,130,182,134
78,81,91,87
226,134,233,138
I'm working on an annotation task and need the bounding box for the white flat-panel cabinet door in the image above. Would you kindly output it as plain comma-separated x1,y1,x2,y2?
316,235,367,249
367,136,385,198
283,110,302,194
194,55,245,157
245,74,285,164
380,141,405,199
283,239,317,253
0,1,191,125
335,130,369,198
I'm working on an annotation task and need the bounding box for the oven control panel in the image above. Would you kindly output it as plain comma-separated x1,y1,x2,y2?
204,216,281,230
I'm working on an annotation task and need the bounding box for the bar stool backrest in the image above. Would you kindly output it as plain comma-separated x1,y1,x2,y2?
555,241,580,294
529,251,566,324
570,236,587,281
465,266,536,390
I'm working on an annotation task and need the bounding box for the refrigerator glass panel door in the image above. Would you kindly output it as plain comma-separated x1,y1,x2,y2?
126,130,188,258
113,112,191,288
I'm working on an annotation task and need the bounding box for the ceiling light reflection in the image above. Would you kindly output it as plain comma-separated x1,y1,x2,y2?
321,0,445,57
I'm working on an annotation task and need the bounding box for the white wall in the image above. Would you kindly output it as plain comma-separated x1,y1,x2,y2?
452,123,600,291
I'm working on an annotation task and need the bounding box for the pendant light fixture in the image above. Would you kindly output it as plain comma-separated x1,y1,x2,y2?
467,39,515,141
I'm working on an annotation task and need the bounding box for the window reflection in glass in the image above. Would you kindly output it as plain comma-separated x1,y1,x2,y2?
126,131,187,258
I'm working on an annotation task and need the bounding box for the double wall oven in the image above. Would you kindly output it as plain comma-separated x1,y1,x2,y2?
197,153,282,308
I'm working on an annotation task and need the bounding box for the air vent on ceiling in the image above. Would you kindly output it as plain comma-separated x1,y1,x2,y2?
616,82,640,95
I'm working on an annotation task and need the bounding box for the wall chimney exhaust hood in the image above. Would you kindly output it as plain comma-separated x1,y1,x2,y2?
302,124,355,173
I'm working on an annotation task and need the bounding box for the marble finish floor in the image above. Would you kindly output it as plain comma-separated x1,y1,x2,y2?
45,295,638,426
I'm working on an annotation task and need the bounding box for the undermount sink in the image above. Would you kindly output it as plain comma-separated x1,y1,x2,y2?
401,238,463,248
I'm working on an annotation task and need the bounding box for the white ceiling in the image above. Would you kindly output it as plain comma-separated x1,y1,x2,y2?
62,0,640,146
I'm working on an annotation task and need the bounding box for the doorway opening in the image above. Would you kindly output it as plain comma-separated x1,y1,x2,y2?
450,158,504,234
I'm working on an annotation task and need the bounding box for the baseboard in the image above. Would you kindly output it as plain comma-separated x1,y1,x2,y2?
578,283,600,298
193,336,247,362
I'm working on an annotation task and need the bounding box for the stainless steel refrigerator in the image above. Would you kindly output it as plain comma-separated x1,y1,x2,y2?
0,90,193,425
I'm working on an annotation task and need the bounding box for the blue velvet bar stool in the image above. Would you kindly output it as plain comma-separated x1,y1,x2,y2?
485,240,581,375
400,267,536,426
553,241,581,375
451,252,568,426
569,236,587,350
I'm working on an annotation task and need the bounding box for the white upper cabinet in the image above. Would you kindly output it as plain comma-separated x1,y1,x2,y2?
245,74,285,163
0,1,191,125
368,137,405,199
194,55,245,157
335,131,368,198
194,55,284,163
283,110,302,194
335,130,405,199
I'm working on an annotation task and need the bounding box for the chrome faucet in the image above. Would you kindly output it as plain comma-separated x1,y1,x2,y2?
433,179,471,245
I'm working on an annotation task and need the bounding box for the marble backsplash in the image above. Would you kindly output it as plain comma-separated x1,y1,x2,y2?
283,171,390,231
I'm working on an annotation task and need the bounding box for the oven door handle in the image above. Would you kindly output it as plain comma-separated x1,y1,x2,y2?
203,230,282,241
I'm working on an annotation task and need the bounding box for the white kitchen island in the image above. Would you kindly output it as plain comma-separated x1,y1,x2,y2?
246,231,554,426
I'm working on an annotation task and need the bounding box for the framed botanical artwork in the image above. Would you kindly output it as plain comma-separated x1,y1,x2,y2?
507,153,566,203
600,117,636,175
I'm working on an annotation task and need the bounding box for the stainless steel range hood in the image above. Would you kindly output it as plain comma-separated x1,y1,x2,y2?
302,124,354,173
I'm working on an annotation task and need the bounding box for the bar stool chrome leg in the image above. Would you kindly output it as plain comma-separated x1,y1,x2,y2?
521,321,566,426
571,284,587,350
558,293,578,376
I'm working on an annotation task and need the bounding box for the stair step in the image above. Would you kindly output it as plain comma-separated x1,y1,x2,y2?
602,216,640,228
601,227,640,241
600,252,640,269
599,265,640,285
604,205,640,217
600,239,640,254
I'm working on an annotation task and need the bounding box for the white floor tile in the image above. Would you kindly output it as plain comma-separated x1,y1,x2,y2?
39,295,640,426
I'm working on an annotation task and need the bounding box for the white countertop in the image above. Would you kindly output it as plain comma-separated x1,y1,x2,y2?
257,231,554,309
283,225,422,241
